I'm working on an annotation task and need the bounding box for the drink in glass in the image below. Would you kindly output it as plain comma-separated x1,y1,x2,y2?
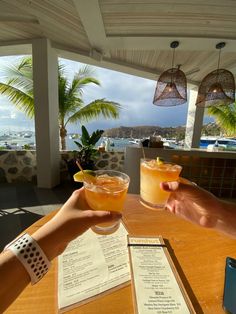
140,158,182,209
84,170,130,234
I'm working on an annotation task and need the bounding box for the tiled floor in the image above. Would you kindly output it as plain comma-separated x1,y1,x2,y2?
0,182,75,251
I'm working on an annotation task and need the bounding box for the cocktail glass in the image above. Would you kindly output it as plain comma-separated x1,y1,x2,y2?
84,170,130,234
140,158,182,210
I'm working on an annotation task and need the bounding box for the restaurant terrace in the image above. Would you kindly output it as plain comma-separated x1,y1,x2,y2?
1,2,236,313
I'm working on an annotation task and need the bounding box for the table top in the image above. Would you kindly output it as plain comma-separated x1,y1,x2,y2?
6,194,236,314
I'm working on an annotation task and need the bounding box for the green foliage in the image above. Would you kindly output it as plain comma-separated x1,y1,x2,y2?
22,144,31,150
0,57,121,150
74,125,104,169
201,122,221,136
207,103,236,136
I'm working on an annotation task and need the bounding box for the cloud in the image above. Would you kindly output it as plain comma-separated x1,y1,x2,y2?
0,56,214,134
0,94,34,131
61,58,192,133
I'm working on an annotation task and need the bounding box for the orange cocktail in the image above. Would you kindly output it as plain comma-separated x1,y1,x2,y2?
84,170,130,234
140,158,182,209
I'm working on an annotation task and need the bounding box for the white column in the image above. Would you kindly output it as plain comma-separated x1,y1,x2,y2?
184,89,204,149
32,38,60,188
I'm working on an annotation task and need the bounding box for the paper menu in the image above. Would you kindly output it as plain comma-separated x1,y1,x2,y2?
128,236,196,314
57,223,130,312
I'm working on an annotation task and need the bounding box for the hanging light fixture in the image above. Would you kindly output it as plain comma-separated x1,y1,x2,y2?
153,41,187,107
196,42,235,108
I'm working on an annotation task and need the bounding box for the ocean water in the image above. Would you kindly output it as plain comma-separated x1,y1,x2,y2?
2,132,236,152
65,137,133,151
0,132,134,151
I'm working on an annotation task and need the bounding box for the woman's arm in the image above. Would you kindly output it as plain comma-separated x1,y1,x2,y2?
0,188,121,312
161,181,236,238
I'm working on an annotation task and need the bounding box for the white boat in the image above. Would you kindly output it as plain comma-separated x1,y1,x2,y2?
129,137,179,148
23,133,32,138
162,138,178,148
200,137,236,150
129,138,141,145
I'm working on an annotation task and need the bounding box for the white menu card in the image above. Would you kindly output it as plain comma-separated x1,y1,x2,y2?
128,236,196,314
58,223,130,312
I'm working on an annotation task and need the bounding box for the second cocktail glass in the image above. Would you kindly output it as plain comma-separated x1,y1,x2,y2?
140,158,182,210
84,170,130,234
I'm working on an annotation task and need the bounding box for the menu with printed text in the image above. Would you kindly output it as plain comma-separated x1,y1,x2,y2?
57,223,130,313
128,236,196,314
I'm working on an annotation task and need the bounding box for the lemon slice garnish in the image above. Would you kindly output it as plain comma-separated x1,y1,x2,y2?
73,170,96,183
156,157,164,165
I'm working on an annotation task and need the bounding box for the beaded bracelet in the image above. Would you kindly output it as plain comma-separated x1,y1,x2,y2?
4,233,51,285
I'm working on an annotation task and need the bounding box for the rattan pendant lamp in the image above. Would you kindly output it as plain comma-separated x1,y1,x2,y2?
196,42,235,107
153,41,187,107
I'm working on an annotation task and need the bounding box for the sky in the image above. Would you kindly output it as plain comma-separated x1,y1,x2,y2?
0,55,213,134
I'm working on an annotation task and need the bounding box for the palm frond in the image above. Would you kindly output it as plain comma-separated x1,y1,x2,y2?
0,57,33,88
0,82,34,118
75,65,96,79
72,77,100,94
207,103,236,136
65,99,121,125
58,70,98,120
0,57,122,142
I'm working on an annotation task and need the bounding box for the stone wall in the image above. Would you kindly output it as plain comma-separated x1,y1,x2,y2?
0,150,125,183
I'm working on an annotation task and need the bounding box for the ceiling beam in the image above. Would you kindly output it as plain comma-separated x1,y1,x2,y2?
107,36,236,51
0,38,199,88
0,14,39,24
73,0,110,57
53,41,199,89
0,39,32,56
68,1,236,53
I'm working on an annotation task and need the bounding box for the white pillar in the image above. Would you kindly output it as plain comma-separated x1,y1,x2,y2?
32,38,60,188
184,89,204,149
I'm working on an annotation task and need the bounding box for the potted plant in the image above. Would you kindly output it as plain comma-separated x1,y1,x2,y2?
66,125,104,186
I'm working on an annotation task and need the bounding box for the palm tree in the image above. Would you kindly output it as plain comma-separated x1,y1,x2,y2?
207,103,236,137
0,57,121,149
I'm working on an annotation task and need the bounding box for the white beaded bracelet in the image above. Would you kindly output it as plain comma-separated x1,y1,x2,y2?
4,233,51,285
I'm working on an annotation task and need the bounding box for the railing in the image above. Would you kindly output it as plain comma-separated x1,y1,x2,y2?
1,147,236,199
124,146,236,198
0,150,124,184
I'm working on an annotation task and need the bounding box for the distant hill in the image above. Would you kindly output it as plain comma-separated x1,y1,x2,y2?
103,125,186,140
102,123,221,140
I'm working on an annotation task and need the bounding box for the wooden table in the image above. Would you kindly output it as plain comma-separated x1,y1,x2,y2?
6,194,236,314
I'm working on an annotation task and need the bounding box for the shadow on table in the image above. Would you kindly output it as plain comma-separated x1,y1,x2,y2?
164,238,204,314
0,208,43,251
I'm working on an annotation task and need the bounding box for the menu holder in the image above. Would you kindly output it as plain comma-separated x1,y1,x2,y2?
128,235,196,314
57,223,130,313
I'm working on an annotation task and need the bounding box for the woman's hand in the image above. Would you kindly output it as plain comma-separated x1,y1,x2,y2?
161,180,236,238
0,188,122,312
33,188,122,260
161,180,220,228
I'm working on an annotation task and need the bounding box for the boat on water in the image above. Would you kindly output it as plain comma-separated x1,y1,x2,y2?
129,138,141,145
128,137,179,149
200,137,236,150
23,133,32,138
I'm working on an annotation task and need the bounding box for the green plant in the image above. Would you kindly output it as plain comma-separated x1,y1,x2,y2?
66,125,103,186
73,125,104,169
22,144,31,150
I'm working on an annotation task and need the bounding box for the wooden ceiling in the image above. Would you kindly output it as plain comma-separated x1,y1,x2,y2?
1,0,236,88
